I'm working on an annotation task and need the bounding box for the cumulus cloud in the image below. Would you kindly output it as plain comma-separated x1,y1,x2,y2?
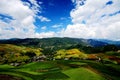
61,0,120,40
1,0,120,40
0,0,51,39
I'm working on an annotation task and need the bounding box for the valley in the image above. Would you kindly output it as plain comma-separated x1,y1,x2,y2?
0,38,120,80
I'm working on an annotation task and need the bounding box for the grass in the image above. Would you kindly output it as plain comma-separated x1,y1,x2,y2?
105,64,120,72
0,72,32,80
69,62,87,65
19,62,56,71
41,72,69,80
0,60,120,80
0,64,14,69
81,60,120,80
63,68,106,80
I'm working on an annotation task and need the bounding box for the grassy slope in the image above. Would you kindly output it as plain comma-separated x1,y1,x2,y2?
1,61,120,80
63,68,105,80
0,61,60,80
81,60,120,80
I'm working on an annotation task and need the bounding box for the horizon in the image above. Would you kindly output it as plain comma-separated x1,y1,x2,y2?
0,0,120,40
0,37,120,41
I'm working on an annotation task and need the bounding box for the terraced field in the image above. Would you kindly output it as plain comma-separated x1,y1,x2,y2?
0,60,120,80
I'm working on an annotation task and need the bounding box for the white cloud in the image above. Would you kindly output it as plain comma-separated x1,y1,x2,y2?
52,24,63,28
0,0,120,40
35,32,56,38
0,0,51,39
29,0,41,14
61,0,120,40
38,16,51,22
0,0,36,39
41,26,47,30
61,24,96,39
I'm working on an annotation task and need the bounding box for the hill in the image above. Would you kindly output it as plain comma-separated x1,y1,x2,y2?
0,38,120,54
96,39,120,47
0,37,110,48
0,44,42,64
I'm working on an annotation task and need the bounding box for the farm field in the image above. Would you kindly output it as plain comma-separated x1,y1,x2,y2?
0,60,120,80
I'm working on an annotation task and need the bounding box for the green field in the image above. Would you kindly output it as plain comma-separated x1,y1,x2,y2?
63,68,105,80
0,60,120,80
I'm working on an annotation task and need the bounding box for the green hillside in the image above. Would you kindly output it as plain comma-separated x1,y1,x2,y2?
0,38,120,80
0,44,42,64
1,60,120,80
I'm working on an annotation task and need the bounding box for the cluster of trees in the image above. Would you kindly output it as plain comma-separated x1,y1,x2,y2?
0,44,42,64
67,44,119,54
54,49,87,60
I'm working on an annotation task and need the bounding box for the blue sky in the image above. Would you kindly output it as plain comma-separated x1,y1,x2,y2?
0,0,120,40
34,0,74,33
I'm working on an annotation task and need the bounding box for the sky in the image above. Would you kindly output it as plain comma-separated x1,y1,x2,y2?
0,0,120,40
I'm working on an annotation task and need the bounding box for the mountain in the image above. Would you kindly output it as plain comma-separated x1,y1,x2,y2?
0,38,119,50
86,39,108,47
96,39,120,47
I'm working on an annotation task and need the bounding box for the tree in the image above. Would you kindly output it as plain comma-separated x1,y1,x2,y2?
54,49,66,59
54,49,87,60
66,49,87,59
102,45,118,52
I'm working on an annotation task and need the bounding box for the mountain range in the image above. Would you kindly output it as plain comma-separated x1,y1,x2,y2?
0,37,120,48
